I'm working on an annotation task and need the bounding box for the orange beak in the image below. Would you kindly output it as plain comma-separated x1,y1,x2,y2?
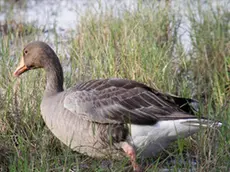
13,57,29,77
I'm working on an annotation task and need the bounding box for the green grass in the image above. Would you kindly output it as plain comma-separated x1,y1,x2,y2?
0,0,229,171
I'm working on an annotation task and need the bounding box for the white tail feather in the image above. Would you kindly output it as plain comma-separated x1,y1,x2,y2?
130,118,222,157
181,119,222,128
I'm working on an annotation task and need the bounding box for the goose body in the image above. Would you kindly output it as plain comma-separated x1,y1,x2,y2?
14,41,222,171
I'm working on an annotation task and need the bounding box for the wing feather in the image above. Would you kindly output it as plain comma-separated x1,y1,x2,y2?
64,78,197,124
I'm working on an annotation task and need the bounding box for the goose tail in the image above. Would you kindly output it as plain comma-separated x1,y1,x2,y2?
181,118,222,128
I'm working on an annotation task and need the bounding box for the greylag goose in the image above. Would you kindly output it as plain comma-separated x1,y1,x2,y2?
13,41,221,171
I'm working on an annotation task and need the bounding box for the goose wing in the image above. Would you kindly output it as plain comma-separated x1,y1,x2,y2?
64,78,198,125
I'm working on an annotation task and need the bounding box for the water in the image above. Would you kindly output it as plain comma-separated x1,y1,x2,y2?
0,0,228,51
0,0,137,35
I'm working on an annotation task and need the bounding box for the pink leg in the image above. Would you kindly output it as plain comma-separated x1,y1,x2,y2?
121,142,141,172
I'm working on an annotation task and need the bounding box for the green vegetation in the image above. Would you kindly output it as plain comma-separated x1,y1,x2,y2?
0,0,229,171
